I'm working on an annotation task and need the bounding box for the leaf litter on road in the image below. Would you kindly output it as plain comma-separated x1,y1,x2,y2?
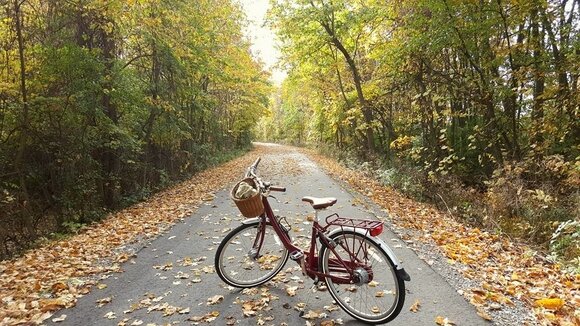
0,147,268,325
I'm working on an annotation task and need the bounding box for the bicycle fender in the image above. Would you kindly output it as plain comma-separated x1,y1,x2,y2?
241,217,261,225
327,227,411,281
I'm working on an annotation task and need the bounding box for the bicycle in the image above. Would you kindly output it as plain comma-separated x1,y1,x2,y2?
214,158,411,324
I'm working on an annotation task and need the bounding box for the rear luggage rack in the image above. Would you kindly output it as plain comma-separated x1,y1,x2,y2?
325,214,384,236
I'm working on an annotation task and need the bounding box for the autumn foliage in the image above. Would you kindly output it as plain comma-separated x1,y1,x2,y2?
0,147,262,325
0,0,270,258
261,0,579,267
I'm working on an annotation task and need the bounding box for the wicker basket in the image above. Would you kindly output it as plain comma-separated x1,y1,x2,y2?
231,178,264,218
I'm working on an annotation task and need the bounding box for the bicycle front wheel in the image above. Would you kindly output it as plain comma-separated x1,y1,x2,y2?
215,220,289,288
319,231,405,324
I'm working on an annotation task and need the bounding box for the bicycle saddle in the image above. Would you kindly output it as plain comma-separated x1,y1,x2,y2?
302,196,337,209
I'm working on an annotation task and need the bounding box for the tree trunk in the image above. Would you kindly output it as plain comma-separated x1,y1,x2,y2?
531,6,545,149
320,21,375,154
13,0,30,203
99,17,121,209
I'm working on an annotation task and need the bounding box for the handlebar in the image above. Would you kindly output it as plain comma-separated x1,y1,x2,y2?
246,157,261,177
245,157,285,193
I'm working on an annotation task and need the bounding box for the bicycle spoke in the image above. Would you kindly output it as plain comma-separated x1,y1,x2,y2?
321,231,403,323
215,222,288,288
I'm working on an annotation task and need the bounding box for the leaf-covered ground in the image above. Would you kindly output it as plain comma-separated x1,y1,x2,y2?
303,150,579,326
1,144,578,326
0,148,265,325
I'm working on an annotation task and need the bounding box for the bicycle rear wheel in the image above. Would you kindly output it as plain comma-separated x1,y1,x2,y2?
319,231,405,324
215,220,289,288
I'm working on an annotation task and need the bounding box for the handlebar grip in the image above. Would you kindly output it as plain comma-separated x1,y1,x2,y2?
252,157,261,170
270,186,286,192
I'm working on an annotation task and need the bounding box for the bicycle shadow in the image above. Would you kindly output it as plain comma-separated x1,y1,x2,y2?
219,282,360,324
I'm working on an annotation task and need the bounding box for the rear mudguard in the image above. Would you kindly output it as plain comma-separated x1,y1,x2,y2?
327,227,411,282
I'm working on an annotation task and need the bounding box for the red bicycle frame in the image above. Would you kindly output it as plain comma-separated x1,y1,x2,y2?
252,195,376,285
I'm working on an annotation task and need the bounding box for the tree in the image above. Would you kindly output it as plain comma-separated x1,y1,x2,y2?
271,0,390,154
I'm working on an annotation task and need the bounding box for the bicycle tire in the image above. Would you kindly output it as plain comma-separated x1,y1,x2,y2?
319,230,405,324
215,220,289,288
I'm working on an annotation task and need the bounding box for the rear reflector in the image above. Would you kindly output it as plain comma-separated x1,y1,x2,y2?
370,223,383,237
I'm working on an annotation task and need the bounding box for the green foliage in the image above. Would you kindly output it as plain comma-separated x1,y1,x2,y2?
549,220,580,271
0,0,269,259
268,0,579,263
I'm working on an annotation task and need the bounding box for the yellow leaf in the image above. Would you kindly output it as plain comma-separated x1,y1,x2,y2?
409,299,420,312
285,285,298,297
476,307,492,321
51,282,68,293
206,295,224,305
435,316,456,325
535,298,565,310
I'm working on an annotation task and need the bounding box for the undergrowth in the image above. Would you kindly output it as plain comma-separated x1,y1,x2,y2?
0,145,252,261
317,145,580,272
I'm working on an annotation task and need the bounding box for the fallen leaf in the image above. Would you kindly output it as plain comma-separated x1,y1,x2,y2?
174,271,190,279
409,299,421,312
51,282,68,293
302,310,322,319
96,297,112,307
435,316,456,325
39,298,68,312
535,298,565,310
189,311,220,322
118,318,129,326
52,314,67,322
324,304,339,312
188,316,204,322
207,295,224,305
286,286,298,297
476,307,492,321
104,311,116,319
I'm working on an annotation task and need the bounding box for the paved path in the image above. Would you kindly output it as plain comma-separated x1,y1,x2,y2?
48,147,488,325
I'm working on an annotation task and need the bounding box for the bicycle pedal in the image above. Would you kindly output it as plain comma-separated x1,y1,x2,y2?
289,251,304,261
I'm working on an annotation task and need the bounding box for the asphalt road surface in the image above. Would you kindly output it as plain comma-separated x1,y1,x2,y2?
47,146,488,326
